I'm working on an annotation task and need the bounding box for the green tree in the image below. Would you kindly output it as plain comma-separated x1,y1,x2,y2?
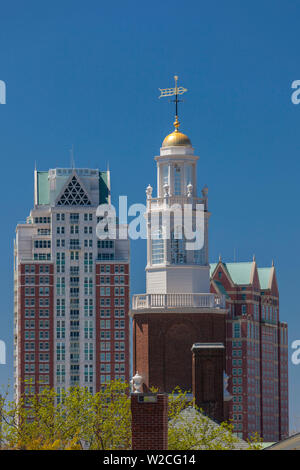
0,382,261,450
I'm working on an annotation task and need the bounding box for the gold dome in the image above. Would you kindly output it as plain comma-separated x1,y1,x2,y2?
162,116,192,148
162,129,192,147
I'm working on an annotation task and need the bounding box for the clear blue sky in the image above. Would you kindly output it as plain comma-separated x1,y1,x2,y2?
1,0,300,432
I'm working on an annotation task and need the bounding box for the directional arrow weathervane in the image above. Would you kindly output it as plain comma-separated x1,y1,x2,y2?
159,75,188,118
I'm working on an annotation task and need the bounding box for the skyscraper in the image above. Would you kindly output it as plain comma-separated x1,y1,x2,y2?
14,167,130,402
210,259,289,441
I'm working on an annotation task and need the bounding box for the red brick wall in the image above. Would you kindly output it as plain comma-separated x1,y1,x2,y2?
131,394,168,450
133,311,226,393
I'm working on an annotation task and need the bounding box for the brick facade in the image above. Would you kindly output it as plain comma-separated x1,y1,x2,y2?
132,311,226,394
131,393,168,450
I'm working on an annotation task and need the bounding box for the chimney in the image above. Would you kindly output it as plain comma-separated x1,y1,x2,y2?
131,393,168,450
192,343,225,422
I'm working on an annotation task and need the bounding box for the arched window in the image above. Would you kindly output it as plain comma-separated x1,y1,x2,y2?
171,227,186,264
151,228,164,264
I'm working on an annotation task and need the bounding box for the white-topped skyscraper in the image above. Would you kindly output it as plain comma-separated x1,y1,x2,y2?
14,167,130,402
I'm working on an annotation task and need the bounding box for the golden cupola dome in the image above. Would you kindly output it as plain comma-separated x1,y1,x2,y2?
162,116,192,148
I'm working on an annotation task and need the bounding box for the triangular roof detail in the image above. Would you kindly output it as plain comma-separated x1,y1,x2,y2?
257,267,272,290
56,172,91,206
258,266,278,295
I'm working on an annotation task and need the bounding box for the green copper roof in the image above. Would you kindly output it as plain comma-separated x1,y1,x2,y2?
214,280,230,299
257,267,272,290
210,261,253,285
37,171,50,205
223,262,253,285
210,261,274,290
210,263,217,276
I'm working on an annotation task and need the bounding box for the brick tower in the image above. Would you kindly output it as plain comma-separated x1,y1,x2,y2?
131,85,227,407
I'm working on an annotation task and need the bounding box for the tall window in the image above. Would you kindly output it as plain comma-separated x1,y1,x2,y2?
174,165,181,195
151,228,164,265
171,227,186,264
162,165,169,186
185,164,192,187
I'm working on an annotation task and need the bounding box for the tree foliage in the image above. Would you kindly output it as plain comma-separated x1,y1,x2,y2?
0,382,261,450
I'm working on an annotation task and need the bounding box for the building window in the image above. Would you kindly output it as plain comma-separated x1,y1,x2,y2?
174,165,181,195
171,227,186,264
151,228,164,265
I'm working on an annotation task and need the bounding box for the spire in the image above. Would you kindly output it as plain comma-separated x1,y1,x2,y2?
219,254,222,263
253,254,256,262
272,259,275,267
159,75,188,130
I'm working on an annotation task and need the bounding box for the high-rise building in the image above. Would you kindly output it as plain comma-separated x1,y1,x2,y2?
14,167,130,402
210,259,289,441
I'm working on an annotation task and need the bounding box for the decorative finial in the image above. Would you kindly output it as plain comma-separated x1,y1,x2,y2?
219,254,222,262
187,183,193,197
201,185,208,198
131,372,143,393
146,184,153,199
253,254,256,262
272,259,274,267
159,75,187,131
223,372,232,402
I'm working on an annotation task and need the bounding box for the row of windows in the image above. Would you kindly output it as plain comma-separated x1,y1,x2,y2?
100,331,125,340
100,309,125,318
25,331,49,339
34,254,51,260
99,287,125,296
34,240,51,249
34,217,51,224
25,309,49,318
56,213,94,222
24,276,50,285
25,287,50,296
24,265,50,273
100,352,125,362
99,298,125,306
100,320,125,329
25,320,49,328
99,275,126,284
24,342,50,351
99,265,126,273
55,342,126,361
25,363,49,373
100,341,125,351
100,363,125,373
24,298,50,307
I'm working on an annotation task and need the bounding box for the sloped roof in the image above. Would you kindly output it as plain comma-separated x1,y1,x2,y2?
169,407,250,450
210,262,253,285
257,267,272,290
213,280,230,299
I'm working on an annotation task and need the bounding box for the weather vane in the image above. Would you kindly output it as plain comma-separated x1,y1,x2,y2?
159,75,188,127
